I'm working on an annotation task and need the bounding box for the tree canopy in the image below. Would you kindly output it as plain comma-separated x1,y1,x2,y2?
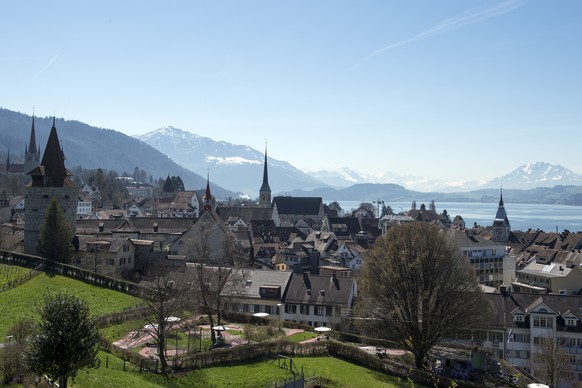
25,292,100,388
358,222,489,369
37,197,73,263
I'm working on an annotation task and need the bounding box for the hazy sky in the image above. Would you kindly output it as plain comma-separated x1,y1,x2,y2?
2,1,581,182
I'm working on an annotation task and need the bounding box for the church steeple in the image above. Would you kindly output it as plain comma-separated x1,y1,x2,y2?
24,113,41,174
492,187,511,243
203,171,214,212
259,142,271,207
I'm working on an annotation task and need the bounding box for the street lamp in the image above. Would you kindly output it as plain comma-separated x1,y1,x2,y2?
276,303,282,332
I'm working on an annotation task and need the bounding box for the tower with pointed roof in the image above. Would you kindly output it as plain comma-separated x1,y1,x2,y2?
24,114,41,175
491,188,511,243
24,118,78,255
202,172,215,212
259,143,272,207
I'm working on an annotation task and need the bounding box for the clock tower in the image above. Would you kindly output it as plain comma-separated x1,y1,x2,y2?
259,143,271,207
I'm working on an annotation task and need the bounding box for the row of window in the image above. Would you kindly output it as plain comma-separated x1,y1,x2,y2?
106,257,132,266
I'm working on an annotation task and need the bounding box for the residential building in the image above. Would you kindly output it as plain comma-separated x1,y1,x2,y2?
282,271,357,329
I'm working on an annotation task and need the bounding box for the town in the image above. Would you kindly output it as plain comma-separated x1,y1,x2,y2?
2,117,582,388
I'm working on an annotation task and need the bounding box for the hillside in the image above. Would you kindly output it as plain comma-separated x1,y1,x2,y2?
0,108,237,198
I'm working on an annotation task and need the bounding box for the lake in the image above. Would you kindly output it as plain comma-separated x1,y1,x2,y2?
332,200,582,233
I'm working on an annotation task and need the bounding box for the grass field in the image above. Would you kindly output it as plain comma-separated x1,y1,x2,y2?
0,264,29,285
0,271,143,338
71,351,406,388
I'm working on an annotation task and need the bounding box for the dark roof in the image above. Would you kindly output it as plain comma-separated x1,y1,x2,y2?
326,216,362,237
35,119,70,187
283,273,355,307
216,206,273,222
485,292,582,332
76,217,196,234
273,196,322,215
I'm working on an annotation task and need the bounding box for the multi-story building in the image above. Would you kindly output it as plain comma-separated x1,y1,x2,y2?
451,229,509,288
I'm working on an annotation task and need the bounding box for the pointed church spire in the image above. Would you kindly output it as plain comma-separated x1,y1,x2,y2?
28,114,37,154
203,170,214,212
259,141,272,207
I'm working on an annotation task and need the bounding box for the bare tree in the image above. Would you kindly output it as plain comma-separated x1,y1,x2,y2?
186,223,246,346
358,222,490,370
531,337,572,388
140,265,193,375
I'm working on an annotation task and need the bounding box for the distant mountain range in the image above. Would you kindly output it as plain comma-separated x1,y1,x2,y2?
306,162,582,192
136,127,325,197
2,107,582,205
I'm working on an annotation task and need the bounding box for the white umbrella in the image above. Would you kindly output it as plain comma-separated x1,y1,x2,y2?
143,324,158,331
314,326,331,332
253,312,269,317
165,316,181,323
212,325,229,331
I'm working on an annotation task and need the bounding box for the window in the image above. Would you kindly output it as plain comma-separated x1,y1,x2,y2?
316,306,326,316
123,244,129,252
533,316,553,328
285,304,297,314
567,318,577,326
300,305,310,315
514,315,524,322
533,337,546,346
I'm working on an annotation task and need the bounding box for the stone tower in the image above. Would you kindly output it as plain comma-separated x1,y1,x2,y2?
491,189,511,243
23,115,41,175
24,118,78,255
258,142,271,207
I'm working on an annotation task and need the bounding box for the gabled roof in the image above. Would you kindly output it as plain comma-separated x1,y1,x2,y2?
284,273,355,306
273,196,323,215
222,269,292,299
114,218,140,233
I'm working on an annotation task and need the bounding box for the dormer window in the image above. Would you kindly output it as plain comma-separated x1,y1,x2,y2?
514,315,524,323
566,318,577,327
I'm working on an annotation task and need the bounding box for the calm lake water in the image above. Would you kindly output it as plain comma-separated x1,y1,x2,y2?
333,200,582,233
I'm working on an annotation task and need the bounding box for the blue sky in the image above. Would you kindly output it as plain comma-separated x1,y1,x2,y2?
2,1,581,182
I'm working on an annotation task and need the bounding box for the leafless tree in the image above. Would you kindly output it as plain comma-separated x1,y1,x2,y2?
531,337,572,388
357,222,490,370
140,265,193,375
186,223,246,345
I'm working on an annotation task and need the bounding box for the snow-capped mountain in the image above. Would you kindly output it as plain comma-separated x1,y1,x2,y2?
486,162,582,190
306,168,484,192
136,127,326,197
307,162,582,192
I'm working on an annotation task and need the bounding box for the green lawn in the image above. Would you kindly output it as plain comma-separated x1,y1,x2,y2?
287,331,319,343
0,264,29,285
0,272,142,338
72,351,406,388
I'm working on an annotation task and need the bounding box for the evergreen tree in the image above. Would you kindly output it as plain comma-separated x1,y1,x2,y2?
37,198,73,263
25,292,100,388
171,176,185,191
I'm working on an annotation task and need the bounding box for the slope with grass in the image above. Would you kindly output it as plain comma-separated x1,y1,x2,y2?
0,271,142,337
72,352,405,388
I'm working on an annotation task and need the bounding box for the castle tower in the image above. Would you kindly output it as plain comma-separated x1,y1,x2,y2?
202,172,215,212
258,142,271,207
24,117,78,255
491,188,511,243
24,114,41,175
